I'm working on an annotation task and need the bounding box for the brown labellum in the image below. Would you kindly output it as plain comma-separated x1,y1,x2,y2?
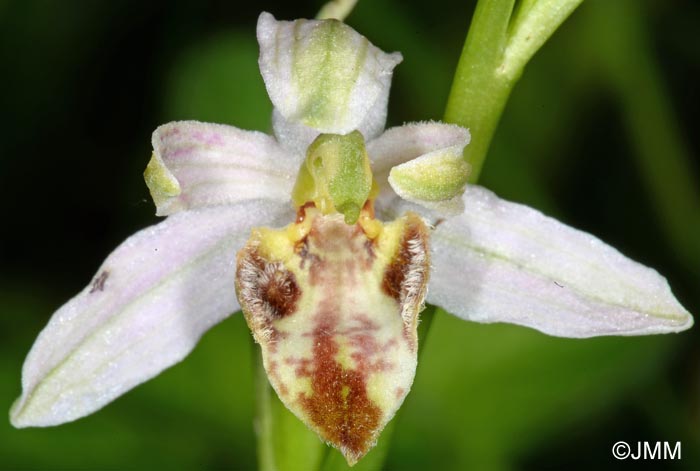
236,204,429,465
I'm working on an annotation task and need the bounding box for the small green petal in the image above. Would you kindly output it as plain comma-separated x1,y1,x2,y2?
389,150,470,202
144,152,181,212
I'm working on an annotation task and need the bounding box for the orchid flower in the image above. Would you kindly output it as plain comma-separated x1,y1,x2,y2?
10,11,692,467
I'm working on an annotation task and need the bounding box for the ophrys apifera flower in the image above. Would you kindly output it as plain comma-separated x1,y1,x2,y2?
10,11,693,466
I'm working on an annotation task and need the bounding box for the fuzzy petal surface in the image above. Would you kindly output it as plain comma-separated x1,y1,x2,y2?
383,186,693,338
236,206,429,464
147,121,299,216
11,200,293,428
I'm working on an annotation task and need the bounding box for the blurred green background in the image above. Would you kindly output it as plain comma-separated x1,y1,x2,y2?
1,0,698,469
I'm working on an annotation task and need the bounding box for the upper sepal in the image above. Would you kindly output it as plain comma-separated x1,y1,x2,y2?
257,12,402,152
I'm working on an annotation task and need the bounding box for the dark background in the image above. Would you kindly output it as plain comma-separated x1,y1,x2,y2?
1,0,698,469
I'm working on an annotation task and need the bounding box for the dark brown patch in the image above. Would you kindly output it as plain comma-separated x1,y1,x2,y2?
265,274,299,318
89,271,109,293
382,222,425,303
236,248,299,351
297,310,382,462
250,252,300,320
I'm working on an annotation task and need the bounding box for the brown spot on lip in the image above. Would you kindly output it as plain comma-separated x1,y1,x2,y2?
265,272,299,319
380,215,430,353
238,250,300,321
236,247,300,351
382,219,428,304
298,310,382,464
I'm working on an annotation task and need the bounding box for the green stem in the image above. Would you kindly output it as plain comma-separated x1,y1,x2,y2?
444,0,514,182
255,346,277,471
444,0,583,182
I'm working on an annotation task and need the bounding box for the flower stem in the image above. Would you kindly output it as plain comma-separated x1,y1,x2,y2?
317,0,359,21
444,0,583,182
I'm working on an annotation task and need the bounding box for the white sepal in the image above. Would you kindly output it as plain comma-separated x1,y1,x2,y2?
383,186,693,338
11,200,293,427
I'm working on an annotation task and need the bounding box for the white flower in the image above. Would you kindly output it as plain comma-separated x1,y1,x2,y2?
10,11,692,466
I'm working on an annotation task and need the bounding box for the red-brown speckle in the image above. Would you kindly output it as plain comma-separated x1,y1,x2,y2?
298,310,382,462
